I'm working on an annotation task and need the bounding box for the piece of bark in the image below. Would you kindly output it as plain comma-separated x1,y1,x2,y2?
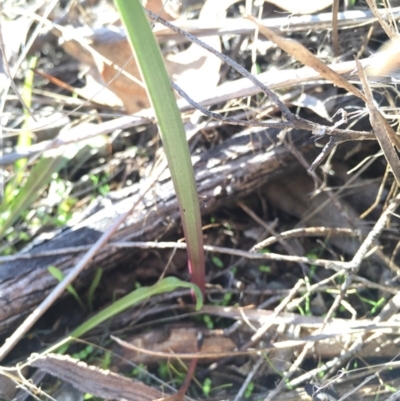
0,128,315,336
28,353,164,401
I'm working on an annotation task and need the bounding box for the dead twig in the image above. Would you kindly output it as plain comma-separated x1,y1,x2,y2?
365,0,397,39
145,9,297,125
248,15,366,102
286,197,400,389
356,58,400,185
252,227,357,250
332,0,340,57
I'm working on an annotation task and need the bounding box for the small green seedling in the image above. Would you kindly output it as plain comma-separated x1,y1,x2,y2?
202,378,212,397
101,350,112,370
211,256,224,268
244,381,255,398
87,267,103,312
72,344,94,361
48,266,85,311
203,314,214,330
258,265,271,273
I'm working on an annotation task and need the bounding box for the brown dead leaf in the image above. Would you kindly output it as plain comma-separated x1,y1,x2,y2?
61,0,224,113
144,0,181,20
112,326,236,366
60,27,148,112
266,0,333,15
248,15,366,102
60,0,177,113
91,35,150,113
165,0,222,101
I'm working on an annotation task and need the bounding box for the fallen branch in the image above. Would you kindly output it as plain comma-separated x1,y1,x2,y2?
0,127,315,336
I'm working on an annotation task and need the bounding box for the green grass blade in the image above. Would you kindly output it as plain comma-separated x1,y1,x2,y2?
0,145,78,239
114,0,205,295
56,277,202,353
17,56,37,160
48,266,86,311
3,56,37,205
87,267,103,312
